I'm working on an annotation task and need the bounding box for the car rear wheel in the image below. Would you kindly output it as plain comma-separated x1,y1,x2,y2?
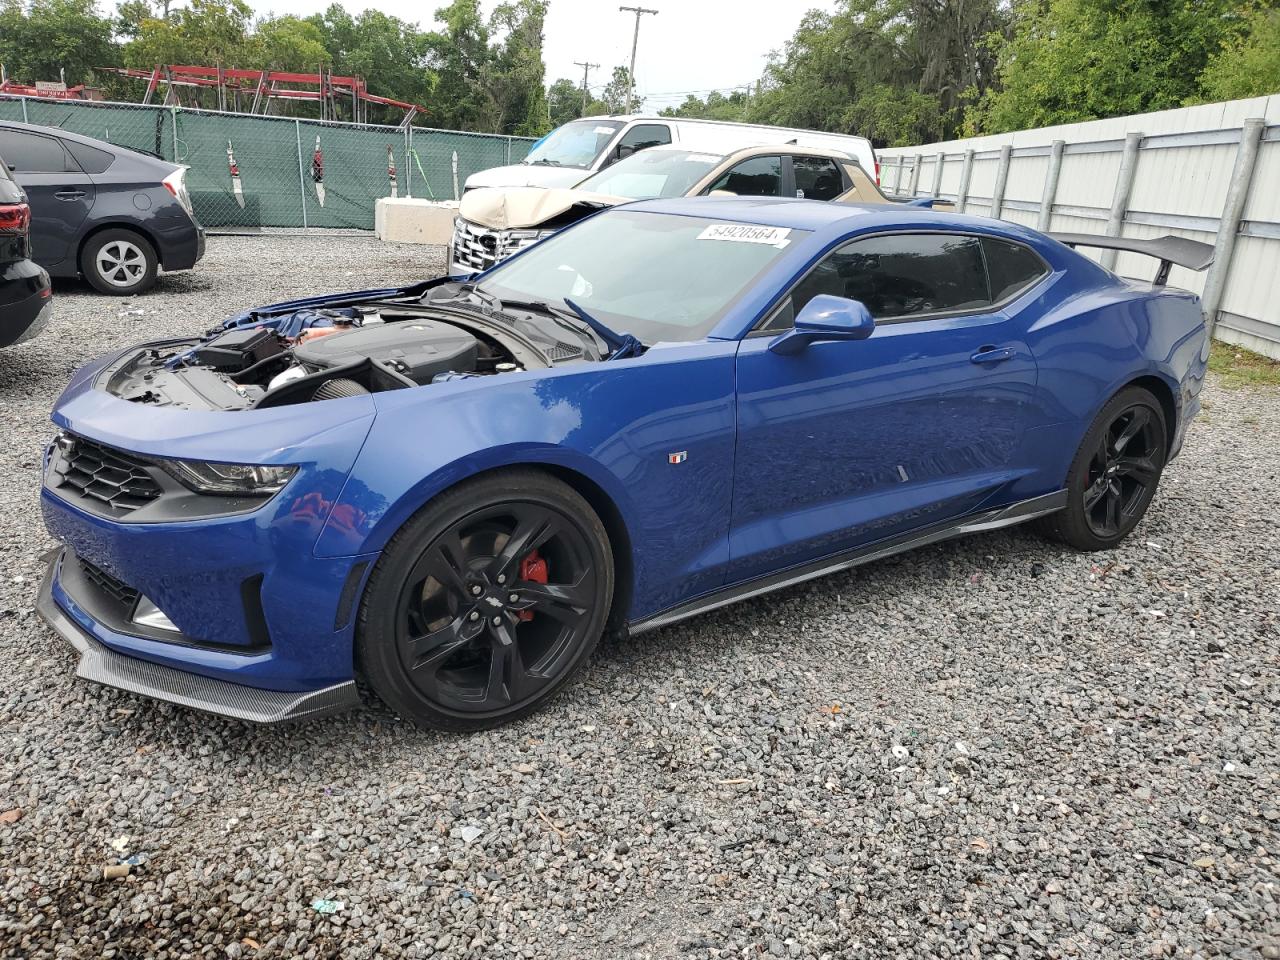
1039,386,1168,551
357,470,614,731
80,229,158,295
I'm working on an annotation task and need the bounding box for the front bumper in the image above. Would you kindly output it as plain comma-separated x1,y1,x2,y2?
448,218,553,274
37,549,360,723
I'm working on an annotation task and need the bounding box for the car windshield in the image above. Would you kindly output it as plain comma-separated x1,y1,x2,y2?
477,210,803,344
575,149,723,199
522,120,624,170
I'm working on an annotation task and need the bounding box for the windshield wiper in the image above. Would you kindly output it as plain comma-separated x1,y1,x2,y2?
444,284,603,358
441,283,642,361
562,299,645,360
528,158,562,166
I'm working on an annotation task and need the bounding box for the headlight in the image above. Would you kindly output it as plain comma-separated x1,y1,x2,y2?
156,459,297,497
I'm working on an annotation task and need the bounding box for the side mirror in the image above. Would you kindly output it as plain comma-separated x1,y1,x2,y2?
768,294,875,356
616,144,635,160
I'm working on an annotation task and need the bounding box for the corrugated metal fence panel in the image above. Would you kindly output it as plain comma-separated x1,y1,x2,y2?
879,94,1280,357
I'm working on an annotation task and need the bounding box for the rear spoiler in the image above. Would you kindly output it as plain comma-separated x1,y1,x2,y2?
1050,233,1214,286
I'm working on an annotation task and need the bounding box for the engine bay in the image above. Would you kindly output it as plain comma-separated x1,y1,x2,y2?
99,291,598,412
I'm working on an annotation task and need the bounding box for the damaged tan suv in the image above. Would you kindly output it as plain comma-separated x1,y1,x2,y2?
448,144,949,275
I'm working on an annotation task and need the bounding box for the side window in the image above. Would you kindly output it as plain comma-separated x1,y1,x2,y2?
982,237,1048,302
617,123,671,156
64,139,114,174
792,156,844,201
706,155,783,197
0,130,76,173
791,233,991,321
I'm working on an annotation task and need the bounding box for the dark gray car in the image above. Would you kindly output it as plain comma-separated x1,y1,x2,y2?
0,122,205,295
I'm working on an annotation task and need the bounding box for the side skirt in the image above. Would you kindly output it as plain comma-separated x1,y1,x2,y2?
627,490,1067,636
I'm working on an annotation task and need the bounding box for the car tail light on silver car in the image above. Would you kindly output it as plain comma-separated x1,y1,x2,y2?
0,201,31,235
162,167,195,218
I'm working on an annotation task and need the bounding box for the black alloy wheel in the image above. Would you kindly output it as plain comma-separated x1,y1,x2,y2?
358,470,614,731
1081,405,1163,538
1039,386,1169,551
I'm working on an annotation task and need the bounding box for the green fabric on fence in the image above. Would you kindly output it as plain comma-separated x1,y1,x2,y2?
0,97,534,230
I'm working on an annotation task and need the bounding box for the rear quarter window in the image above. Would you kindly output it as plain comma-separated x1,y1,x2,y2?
65,140,115,174
982,237,1049,302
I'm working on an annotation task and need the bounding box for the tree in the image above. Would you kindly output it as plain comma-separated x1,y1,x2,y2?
115,0,157,40
660,89,751,121
970,0,1243,133
252,16,330,73
547,77,584,126
423,0,550,134
487,0,549,135
0,0,119,85
601,65,638,114
743,0,1001,146
306,4,434,118
122,0,254,71
1198,6,1280,102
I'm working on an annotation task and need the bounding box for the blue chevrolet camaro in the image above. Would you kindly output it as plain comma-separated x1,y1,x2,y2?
38,198,1212,730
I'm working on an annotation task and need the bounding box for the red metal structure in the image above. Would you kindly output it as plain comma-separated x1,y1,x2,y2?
0,80,101,100
95,65,428,126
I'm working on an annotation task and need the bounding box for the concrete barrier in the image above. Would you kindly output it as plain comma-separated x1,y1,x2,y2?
374,198,460,245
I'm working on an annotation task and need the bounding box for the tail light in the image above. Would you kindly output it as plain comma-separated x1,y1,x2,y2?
0,202,30,235
162,167,195,218
874,160,881,185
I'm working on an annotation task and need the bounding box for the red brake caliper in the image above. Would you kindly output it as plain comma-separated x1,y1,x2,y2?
517,550,547,622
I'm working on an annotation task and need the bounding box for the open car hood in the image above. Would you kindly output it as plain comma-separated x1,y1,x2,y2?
459,186,624,230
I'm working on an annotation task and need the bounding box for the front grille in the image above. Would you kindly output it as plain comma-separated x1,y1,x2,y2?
450,219,549,273
50,433,163,516
77,556,141,611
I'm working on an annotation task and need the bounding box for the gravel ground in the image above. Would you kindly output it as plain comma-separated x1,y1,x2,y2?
1,235,1278,960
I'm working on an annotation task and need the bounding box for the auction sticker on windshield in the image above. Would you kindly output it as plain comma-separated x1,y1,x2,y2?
697,224,792,248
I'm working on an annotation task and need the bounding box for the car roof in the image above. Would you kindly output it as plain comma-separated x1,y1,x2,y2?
620,143,859,164
0,120,170,166
578,114,873,145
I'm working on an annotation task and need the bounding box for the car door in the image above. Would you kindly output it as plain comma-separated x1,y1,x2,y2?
788,154,847,201
0,128,95,269
728,231,1045,581
607,123,672,166
701,155,785,197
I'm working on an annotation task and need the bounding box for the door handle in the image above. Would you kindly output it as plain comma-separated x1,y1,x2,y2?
970,345,1015,365
54,190,85,201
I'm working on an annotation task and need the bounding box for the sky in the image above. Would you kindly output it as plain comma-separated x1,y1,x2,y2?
248,0,838,110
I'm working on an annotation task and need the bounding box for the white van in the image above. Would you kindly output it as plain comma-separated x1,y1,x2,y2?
464,115,879,191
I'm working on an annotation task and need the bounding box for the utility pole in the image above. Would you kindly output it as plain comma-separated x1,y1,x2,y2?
573,60,599,114
618,5,657,114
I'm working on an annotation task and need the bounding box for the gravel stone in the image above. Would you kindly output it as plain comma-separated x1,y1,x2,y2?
1,235,1278,959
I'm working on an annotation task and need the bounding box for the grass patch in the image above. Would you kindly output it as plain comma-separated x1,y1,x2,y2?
1208,340,1280,389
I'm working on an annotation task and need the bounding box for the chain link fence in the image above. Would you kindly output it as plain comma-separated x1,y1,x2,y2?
0,96,536,230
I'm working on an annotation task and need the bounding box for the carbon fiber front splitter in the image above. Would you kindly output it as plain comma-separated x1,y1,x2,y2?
36,551,361,724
